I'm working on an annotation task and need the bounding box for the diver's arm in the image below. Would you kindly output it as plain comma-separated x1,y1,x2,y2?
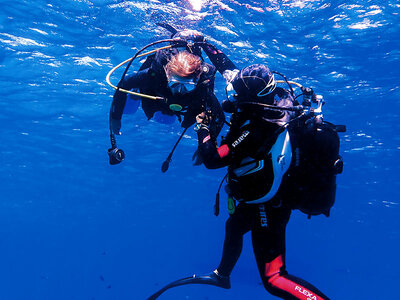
198,113,263,169
110,69,150,125
197,127,230,169
172,29,236,74
201,43,237,75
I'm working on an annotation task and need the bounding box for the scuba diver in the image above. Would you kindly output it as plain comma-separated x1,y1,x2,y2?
107,26,225,170
147,31,345,300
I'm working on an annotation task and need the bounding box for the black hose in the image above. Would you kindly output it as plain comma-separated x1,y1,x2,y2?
273,71,296,99
161,127,188,173
238,101,304,112
117,38,179,88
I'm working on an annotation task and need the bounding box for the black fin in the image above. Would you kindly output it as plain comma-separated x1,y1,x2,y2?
156,22,178,37
147,271,230,299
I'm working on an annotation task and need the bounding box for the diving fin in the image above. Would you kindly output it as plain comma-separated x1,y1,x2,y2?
146,270,230,300
156,22,178,37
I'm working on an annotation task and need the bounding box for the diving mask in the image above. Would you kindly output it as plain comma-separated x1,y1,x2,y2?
168,74,198,95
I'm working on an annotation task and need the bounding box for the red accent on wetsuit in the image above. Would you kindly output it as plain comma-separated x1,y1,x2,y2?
217,144,229,158
265,255,284,278
265,255,326,300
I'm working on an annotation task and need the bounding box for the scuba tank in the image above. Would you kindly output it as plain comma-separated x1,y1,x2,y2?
282,89,345,218
284,119,344,218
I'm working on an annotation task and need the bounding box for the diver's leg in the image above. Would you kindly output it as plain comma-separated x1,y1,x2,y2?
146,204,253,299
252,204,330,300
216,203,253,277
164,203,256,291
263,255,330,300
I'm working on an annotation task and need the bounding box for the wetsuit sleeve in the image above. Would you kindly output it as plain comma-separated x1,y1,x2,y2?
197,127,230,169
201,43,237,74
110,69,149,120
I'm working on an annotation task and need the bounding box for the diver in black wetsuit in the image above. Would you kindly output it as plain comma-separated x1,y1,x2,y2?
147,31,344,300
108,40,225,167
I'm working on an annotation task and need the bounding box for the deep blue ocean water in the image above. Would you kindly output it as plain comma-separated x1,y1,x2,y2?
1,1,399,299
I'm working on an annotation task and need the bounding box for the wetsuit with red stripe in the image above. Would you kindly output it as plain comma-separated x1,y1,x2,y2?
196,43,330,300
197,120,330,300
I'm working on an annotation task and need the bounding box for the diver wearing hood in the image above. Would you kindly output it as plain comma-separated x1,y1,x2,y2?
109,46,225,166
147,32,342,299
198,64,297,201
195,63,333,300
196,52,333,299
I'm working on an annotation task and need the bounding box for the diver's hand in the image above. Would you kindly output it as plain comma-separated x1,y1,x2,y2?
174,30,205,43
223,69,240,84
196,112,211,125
195,111,211,132
110,118,122,135
196,112,206,124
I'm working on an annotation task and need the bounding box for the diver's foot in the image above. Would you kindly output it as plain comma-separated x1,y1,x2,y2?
194,269,231,289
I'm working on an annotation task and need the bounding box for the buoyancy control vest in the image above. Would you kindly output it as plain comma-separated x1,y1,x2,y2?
227,127,292,204
223,110,291,204
225,112,344,217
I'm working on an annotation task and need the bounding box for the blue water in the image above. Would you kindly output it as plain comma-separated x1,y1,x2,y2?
1,1,399,299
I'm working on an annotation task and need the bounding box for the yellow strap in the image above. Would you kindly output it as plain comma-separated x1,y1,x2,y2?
276,80,303,89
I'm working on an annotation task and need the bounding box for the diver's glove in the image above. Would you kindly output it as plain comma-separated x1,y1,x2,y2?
110,118,122,135
173,29,205,43
222,69,240,84
194,111,211,132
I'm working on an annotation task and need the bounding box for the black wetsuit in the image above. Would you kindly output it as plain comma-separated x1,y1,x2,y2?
196,44,330,300
110,48,225,136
